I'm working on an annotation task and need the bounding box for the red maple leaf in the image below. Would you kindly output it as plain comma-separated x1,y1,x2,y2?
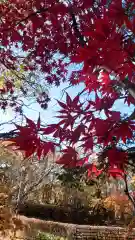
112,121,135,143
107,0,129,27
10,116,56,159
87,164,103,178
56,147,78,167
107,148,128,168
107,167,126,179
71,124,86,144
81,135,93,152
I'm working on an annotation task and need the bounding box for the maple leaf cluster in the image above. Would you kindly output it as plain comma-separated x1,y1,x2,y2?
10,116,57,159
1,0,135,180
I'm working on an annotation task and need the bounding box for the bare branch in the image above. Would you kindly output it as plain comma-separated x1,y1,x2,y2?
20,168,53,201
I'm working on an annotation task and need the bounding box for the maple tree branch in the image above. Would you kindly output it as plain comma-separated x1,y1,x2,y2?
0,130,17,139
124,174,135,210
16,6,54,26
120,81,135,102
69,7,86,47
3,2,56,32
124,109,135,121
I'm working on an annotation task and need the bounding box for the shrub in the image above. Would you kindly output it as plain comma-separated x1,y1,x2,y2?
103,193,133,224
17,201,115,225
36,232,67,240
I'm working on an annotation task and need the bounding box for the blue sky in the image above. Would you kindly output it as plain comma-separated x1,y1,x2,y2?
0,81,86,132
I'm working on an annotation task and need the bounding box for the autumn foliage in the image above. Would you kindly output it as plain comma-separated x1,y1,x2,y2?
0,0,135,179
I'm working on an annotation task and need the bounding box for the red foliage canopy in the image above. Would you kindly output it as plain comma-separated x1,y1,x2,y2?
1,0,135,178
